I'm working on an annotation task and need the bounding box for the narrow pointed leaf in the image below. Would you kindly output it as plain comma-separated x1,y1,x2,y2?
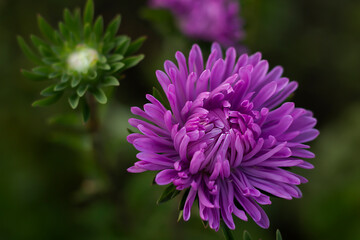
243,231,252,240
21,69,48,81
61,74,70,83
58,22,70,39
93,16,104,41
123,54,144,69
108,54,124,63
276,230,282,240
48,71,61,79
40,85,56,96
17,36,42,64
32,93,62,107
83,0,94,24
114,36,130,55
105,15,121,39
126,36,146,56
99,63,111,70
68,94,80,109
177,210,183,222
83,23,92,40
102,76,119,86
30,35,48,49
71,75,81,87
91,88,107,104
63,9,74,27
32,66,52,76
110,62,125,74
54,82,68,91
77,84,88,97
157,184,180,204
178,188,190,211
127,128,135,134
37,15,55,42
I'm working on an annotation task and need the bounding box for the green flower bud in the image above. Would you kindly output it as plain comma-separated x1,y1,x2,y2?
18,0,146,114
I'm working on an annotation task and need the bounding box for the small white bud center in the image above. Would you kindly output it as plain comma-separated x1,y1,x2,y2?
67,47,99,73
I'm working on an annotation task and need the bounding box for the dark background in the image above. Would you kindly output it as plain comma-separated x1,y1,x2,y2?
1,0,360,239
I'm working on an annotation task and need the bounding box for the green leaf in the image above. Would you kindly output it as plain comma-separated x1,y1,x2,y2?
54,82,68,91
30,35,49,49
83,23,92,41
38,45,53,57
32,66,52,76
123,54,144,69
114,36,131,55
61,74,70,83
126,36,146,56
276,230,282,240
243,231,252,240
102,76,119,86
93,16,104,41
109,62,125,74
48,71,61,79
32,93,62,107
87,69,97,79
83,0,94,25
127,128,135,134
37,15,55,42
108,54,124,63
91,88,107,104
73,8,82,30
221,221,234,240
76,84,88,97
105,15,121,39
157,184,180,204
177,210,183,222
40,85,56,96
153,87,170,109
202,220,209,228
42,57,58,65
17,36,42,64
71,75,81,87
99,63,111,70
58,22,70,39
179,188,190,210
63,9,74,29
68,94,80,109
21,69,48,81
82,101,90,123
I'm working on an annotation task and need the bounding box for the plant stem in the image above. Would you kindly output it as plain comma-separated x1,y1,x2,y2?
86,94,114,182
221,221,235,240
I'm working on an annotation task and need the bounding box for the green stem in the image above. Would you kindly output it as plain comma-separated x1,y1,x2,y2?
86,94,114,182
221,221,235,240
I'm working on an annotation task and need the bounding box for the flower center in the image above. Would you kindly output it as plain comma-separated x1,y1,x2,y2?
184,100,262,179
67,46,99,74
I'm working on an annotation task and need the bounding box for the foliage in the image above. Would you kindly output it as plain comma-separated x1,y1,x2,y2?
18,0,145,115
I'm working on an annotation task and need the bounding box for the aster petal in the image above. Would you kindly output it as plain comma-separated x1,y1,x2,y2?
155,169,178,185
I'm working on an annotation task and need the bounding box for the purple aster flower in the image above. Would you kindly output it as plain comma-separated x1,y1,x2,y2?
127,43,319,230
149,0,244,48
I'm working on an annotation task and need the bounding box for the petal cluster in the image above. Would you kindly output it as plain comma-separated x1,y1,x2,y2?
128,43,319,230
150,0,244,47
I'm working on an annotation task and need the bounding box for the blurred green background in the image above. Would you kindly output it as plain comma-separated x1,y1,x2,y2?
1,0,360,239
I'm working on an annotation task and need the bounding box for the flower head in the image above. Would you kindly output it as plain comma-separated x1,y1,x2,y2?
128,43,319,230
67,46,99,74
18,0,145,111
150,0,244,48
